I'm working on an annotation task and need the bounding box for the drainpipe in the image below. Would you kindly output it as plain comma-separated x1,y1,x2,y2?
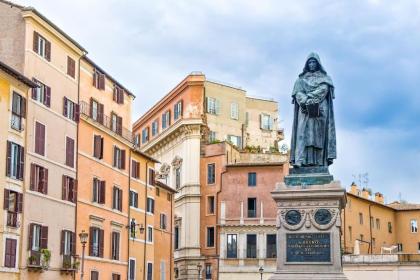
144,161,150,280
169,187,173,280
127,149,132,279
368,204,373,254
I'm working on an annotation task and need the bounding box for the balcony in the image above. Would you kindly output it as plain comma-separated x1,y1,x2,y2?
6,212,19,228
60,254,78,274
27,250,42,270
79,101,133,143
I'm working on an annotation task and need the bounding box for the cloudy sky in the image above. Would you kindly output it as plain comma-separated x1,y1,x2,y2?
16,0,420,202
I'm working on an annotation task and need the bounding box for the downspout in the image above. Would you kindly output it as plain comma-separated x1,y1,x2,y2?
144,161,150,280
169,188,173,280
368,204,373,254
127,149,132,279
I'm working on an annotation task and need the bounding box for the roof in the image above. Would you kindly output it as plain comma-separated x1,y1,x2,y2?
387,202,420,211
0,0,87,53
131,148,159,163
346,192,395,210
226,162,285,167
0,60,38,88
155,180,177,194
83,56,135,98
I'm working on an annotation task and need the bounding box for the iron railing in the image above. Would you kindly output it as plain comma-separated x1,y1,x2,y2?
6,212,18,228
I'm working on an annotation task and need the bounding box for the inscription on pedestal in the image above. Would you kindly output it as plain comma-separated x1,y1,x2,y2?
286,233,331,262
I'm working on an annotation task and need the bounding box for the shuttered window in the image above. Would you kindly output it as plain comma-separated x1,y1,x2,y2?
112,186,123,211
90,98,104,124
111,232,120,260
142,127,149,144
207,164,215,185
65,137,75,168
35,121,46,156
93,69,105,90
147,198,155,214
62,175,77,203
30,163,48,194
33,31,51,61
4,189,23,214
129,259,136,280
91,271,99,280
67,56,75,78
4,238,17,268
11,92,26,131
6,141,24,180
129,191,138,208
63,97,79,122
111,113,123,135
160,213,167,230
93,135,104,159
131,160,140,179
89,227,104,257
60,230,75,256
148,169,155,186
113,146,126,170
29,223,48,252
152,119,159,136
113,85,124,104
92,178,105,204
32,79,51,107
161,110,171,129
174,100,183,120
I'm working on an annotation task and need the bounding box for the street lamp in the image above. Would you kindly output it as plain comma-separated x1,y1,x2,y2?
197,263,202,280
259,266,264,280
79,230,89,280
129,218,145,239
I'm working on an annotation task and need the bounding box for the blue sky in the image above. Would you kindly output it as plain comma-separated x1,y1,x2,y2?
17,0,420,202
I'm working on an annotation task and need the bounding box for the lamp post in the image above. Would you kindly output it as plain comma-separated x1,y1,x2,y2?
130,218,145,239
197,263,202,280
79,230,89,280
259,266,264,280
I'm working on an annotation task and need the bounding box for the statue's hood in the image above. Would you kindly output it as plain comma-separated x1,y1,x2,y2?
299,52,327,77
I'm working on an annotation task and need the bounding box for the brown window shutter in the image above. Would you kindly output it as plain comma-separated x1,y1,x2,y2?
67,56,75,78
66,137,75,168
45,86,51,107
121,150,126,170
131,161,135,178
30,164,36,191
98,103,104,124
72,179,77,203
18,146,25,180
89,227,94,256
62,175,67,200
41,226,48,249
93,135,100,158
120,89,124,104
118,189,122,211
100,137,104,159
180,100,184,117
113,86,118,102
99,229,104,257
3,189,9,210
117,116,122,135
45,40,51,61
112,187,117,209
17,193,23,213
35,122,45,155
93,71,97,87
113,147,117,168
136,162,140,178
33,31,39,53
28,224,34,250
116,232,120,259
42,168,48,194
89,98,94,117
74,104,80,122
100,181,106,204
63,97,68,117
21,96,26,118
99,73,105,90
71,232,76,255
6,141,11,177
60,230,65,255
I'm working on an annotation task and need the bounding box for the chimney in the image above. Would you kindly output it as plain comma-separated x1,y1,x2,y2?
350,182,359,195
374,192,384,204
361,188,370,199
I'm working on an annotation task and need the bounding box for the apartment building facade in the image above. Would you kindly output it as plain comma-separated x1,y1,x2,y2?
0,61,37,280
133,73,285,279
0,2,86,279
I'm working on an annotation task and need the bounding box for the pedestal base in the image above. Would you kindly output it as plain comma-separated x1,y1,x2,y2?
270,271,348,280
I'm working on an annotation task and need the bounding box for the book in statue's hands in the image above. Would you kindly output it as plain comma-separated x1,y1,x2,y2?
307,102,320,118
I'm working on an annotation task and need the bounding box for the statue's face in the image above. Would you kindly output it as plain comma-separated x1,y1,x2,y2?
307,58,319,72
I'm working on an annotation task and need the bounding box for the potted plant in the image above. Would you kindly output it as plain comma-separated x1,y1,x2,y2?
73,260,80,270
28,255,37,266
40,249,51,270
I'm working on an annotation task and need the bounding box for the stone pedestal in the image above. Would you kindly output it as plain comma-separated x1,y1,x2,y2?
269,181,347,280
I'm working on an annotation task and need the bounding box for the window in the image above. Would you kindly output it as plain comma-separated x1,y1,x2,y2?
206,97,220,115
207,196,215,214
266,234,277,258
248,172,257,187
67,56,75,78
129,191,138,208
93,69,105,90
30,163,48,194
349,226,352,241
4,189,23,227
174,100,183,120
160,261,166,280
33,31,50,61
112,186,123,211
205,264,212,280
92,178,105,204
411,220,418,233
230,102,239,119
90,99,104,124
129,259,136,280
29,223,48,252
113,85,124,104
388,222,392,233
112,274,121,280
89,227,103,257
147,263,153,280
247,198,257,218
11,92,26,131
35,121,46,156
246,234,257,258
111,113,123,135
142,127,149,144
370,217,374,228
63,97,79,122
376,218,380,229
147,226,153,243
260,113,273,130
227,135,241,147
6,141,24,180
174,226,179,250
61,230,75,256
111,232,120,260
4,238,17,268
32,79,50,107
207,227,215,247
148,169,155,186
91,271,99,280
160,213,167,230
93,135,104,159
147,198,155,214
113,146,126,170
208,131,216,143
397,243,403,252
65,137,75,168
175,167,181,189
152,119,159,136
162,110,171,129
359,213,363,225
134,133,140,147
227,234,237,258
62,175,76,203
207,164,215,184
